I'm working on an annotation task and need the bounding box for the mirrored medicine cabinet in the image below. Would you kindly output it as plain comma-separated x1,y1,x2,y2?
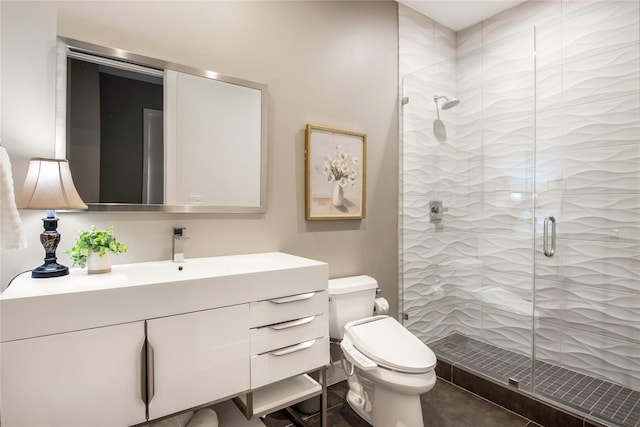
55,37,268,213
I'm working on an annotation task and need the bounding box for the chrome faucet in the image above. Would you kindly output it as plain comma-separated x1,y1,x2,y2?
172,227,187,262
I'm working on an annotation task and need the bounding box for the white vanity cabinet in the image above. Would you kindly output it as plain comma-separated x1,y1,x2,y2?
0,306,250,427
0,252,328,427
1,322,147,427
146,304,250,420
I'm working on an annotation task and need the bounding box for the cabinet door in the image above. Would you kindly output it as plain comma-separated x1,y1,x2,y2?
146,304,250,420
1,322,146,427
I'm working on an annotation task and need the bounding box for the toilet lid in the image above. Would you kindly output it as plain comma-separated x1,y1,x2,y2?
345,316,437,374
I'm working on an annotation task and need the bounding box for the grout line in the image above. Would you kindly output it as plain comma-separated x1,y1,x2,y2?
622,395,640,425
613,391,635,422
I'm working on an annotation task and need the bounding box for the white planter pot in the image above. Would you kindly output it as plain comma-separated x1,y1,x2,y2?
87,252,111,274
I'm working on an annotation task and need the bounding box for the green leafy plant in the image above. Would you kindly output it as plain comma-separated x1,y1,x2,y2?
66,226,129,268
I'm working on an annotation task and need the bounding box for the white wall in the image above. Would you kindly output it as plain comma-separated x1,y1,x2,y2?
0,1,400,316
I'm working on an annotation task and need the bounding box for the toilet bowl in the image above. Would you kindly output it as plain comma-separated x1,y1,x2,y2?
329,276,437,427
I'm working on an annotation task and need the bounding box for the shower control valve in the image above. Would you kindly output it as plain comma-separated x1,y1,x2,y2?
429,200,448,223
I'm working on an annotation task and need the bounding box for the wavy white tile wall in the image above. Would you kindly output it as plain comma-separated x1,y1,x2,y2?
399,0,640,390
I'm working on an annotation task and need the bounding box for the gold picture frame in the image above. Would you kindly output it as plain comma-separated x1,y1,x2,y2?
305,124,366,220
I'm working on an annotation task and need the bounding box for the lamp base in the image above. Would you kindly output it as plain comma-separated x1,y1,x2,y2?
32,262,69,278
31,214,69,279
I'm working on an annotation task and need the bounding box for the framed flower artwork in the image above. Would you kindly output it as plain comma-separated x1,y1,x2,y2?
305,124,366,220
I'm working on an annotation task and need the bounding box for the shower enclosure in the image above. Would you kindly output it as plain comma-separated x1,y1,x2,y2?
400,15,639,427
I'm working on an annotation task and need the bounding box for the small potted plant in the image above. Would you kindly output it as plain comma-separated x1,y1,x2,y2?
66,226,129,274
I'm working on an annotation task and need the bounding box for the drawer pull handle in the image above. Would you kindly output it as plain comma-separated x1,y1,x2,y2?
269,292,316,304
269,316,316,330
270,339,317,356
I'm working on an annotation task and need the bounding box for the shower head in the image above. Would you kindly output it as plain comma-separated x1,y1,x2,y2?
434,95,460,111
442,98,460,110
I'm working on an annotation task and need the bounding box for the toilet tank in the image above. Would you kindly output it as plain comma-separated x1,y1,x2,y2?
328,275,378,339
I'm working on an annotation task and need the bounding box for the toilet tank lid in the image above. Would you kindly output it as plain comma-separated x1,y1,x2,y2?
328,275,378,295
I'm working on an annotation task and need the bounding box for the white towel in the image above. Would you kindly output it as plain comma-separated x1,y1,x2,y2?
186,408,218,427
0,147,27,250
150,411,194,427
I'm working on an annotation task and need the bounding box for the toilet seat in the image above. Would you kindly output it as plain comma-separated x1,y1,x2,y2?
344,316,436,374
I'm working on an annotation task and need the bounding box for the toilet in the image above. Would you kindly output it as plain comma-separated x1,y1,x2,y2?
329,275,437,427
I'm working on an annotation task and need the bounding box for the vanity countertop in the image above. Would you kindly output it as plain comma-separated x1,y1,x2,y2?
1,252,328,342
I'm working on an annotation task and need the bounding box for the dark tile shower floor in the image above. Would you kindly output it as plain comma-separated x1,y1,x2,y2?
428,333,640,427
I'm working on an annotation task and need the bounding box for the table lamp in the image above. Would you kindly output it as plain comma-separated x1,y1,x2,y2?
16,158,87,278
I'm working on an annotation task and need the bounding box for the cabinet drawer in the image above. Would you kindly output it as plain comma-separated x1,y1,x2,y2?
249,290,327,328
250,336,329,389
251,313,328,355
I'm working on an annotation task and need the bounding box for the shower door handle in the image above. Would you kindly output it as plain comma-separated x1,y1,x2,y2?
543,216,556,258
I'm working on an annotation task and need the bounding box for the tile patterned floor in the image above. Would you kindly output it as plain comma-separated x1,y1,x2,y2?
428,333,640,427
262,379,540,427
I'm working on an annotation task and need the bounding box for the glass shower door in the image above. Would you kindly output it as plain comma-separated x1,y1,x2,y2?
532,3,640,424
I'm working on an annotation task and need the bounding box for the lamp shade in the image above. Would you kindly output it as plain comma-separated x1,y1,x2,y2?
16,158,88,210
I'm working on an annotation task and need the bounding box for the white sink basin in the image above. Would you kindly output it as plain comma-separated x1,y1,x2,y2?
121,252,312,285
115,257,234,286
